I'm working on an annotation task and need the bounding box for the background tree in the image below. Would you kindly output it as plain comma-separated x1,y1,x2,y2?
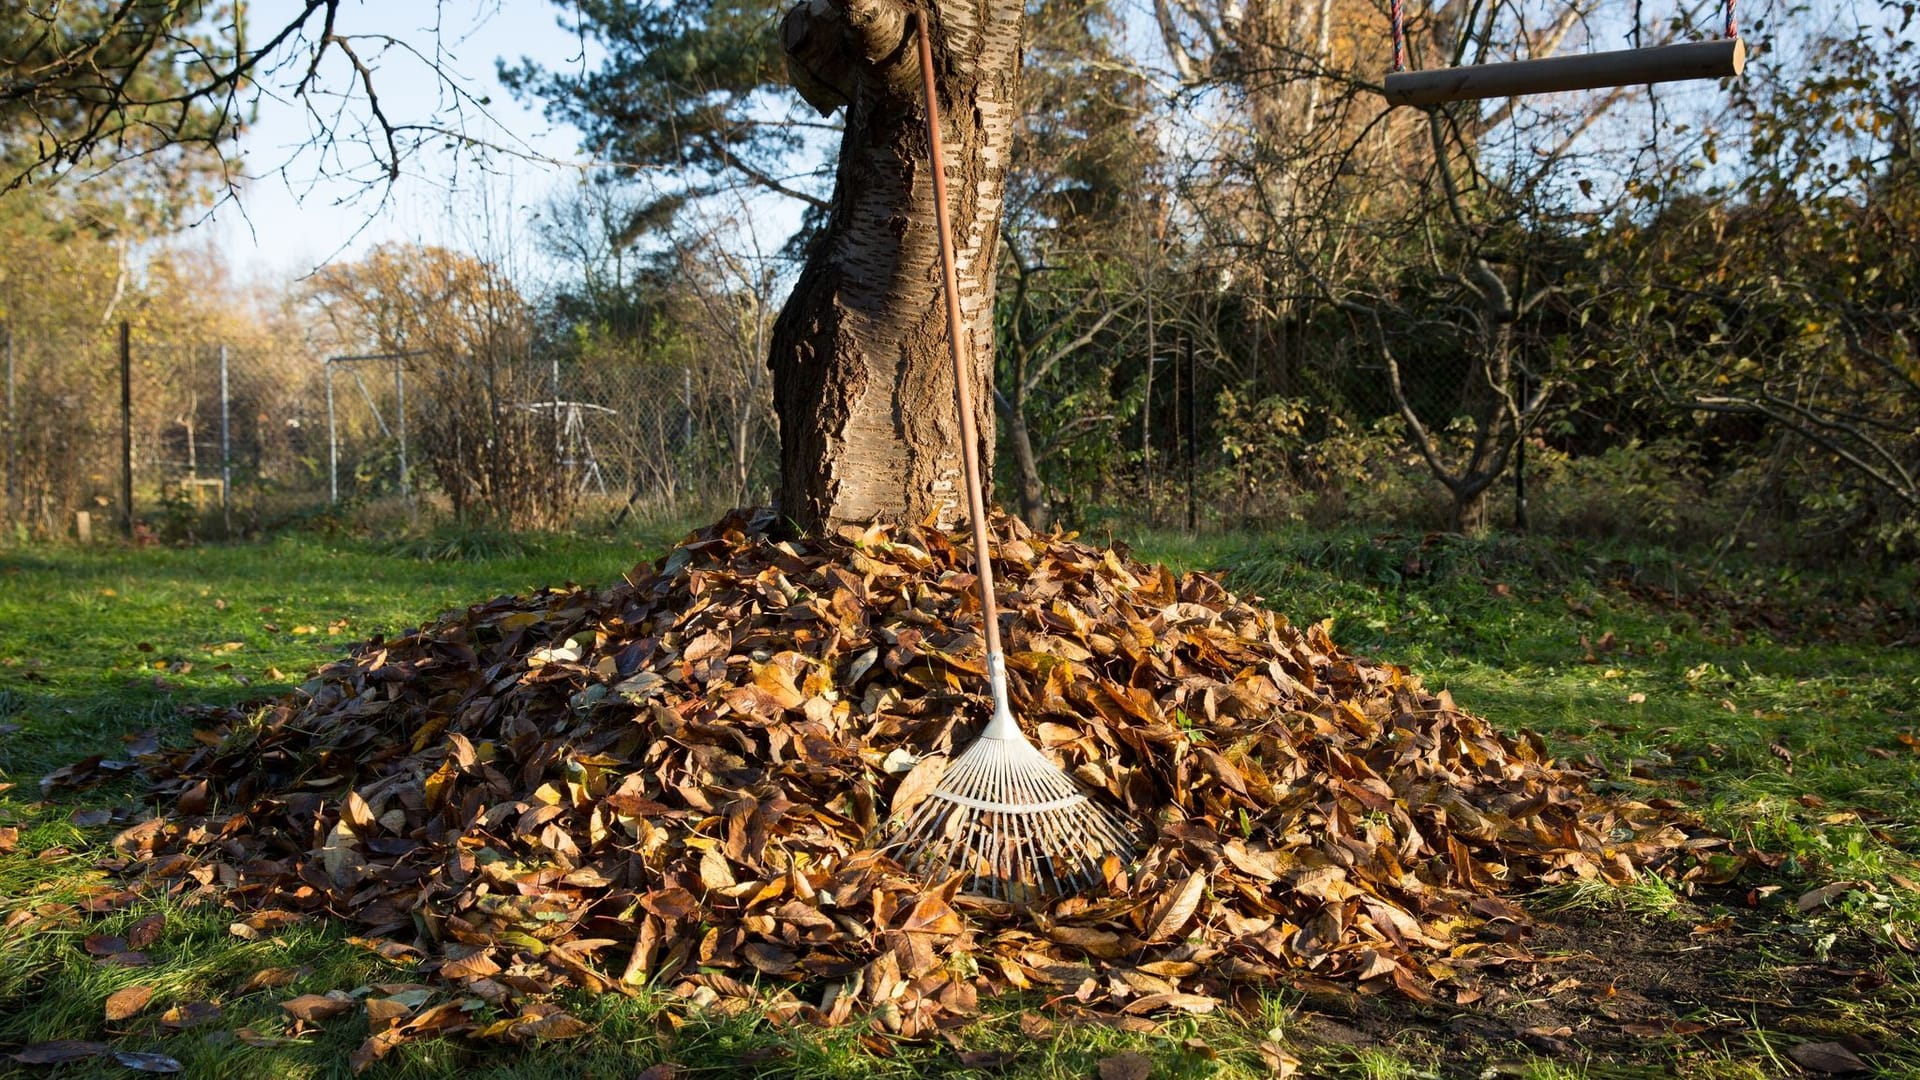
9,0,1916,560
1,0,244,190
1585,1,1920,549
306,244,576,529
500,2,833,214
1,0,274,536
532,180,785,520
991,0,1156,529
3,0,539,203
1147,0,1691,532
766,0,1023,531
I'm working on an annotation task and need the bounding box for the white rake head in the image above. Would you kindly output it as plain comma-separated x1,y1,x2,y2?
891,656,1139,901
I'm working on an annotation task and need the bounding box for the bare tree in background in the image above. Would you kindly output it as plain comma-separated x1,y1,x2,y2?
306,243,577,529
1,0,520,195
663,217,781,507
1153,0,1638,531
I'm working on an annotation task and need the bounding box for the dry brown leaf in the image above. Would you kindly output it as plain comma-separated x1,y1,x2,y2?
1018,1012,1054,1039
1046,926,1128,959
1797,880,1864,912
742,942,797,975
698,849,736,890
1787,1041,1870,1074
10,1040,109,1064
235,966,308,994
1143,870,1207,942
888,754,948,818
439,946,501,980
902,893,963,936
1121,991,1219,1015
159,1001,222,1029
507,1006,591,1041
1257,1041,1301,1077
365,997,414,1026
282,993,356,1023
104,984,154,1021
1097,1050,1153,1080
125,913,165,950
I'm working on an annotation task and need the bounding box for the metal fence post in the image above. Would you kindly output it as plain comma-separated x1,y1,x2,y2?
681,366,692,446
326,360,338,504
394,356,410,504
120,321,133,538
1184,334,1198,533
219,343,232,535
551,354,563,469
4,326,16,526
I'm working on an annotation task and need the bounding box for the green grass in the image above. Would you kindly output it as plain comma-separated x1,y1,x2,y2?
0,531,655,776
1530,874,1686,919
1200,532,1920,876
4,524,1919,1078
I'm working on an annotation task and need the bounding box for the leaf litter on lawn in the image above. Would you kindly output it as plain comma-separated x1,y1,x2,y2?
51,511,1718,1066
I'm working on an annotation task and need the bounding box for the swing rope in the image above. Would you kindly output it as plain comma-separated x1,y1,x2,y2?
1391,0,1406,73
1389,0,1740,76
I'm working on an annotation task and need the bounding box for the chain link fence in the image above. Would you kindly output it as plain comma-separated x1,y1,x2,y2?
2,318,1504,542
0,324,777,541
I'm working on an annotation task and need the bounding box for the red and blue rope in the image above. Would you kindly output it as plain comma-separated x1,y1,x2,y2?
1390,0,1406,73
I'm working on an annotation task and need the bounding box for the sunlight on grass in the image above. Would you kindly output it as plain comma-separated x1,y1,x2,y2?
1337,1046,1432,1080
3,525,1917,1077
1532,874,1685,920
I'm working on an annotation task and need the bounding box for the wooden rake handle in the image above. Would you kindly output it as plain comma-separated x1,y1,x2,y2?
915,12,1004,661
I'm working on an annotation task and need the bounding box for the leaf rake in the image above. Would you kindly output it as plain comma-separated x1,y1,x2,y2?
889,13,1140,901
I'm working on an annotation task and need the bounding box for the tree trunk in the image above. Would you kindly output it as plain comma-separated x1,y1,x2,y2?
772,0,1022,534
1449,482,1490,535
1004,403,1049,531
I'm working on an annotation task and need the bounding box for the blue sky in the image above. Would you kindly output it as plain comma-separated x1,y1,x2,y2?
195,0,593,281
184,0,1818,287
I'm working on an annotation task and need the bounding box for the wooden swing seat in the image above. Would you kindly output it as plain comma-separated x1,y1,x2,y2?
1384,37,1746,106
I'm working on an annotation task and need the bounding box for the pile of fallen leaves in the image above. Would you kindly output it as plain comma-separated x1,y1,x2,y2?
90,511,1710,1064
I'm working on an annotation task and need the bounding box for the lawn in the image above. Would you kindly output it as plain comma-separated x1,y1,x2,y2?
2,525,1917,1079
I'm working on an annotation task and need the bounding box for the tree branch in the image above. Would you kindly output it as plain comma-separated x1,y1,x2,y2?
1690,396,1919,508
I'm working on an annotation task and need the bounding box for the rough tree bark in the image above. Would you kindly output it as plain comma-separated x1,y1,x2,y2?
773,0,1022,534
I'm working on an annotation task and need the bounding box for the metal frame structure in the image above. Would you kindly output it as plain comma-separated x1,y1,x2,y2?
325,351,423,505
517,397,616,496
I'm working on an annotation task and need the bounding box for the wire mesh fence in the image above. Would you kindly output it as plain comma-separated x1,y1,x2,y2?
0,324,778,541
1,317,1496,542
